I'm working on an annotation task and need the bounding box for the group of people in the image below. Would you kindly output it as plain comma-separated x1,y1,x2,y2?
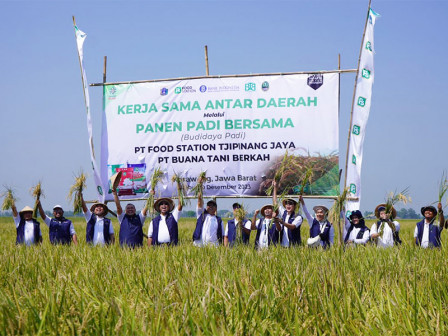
10,183,446,249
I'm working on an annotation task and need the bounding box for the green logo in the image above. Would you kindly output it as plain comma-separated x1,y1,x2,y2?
361,68,371,79
97,186,103,196
352,125,361,135
352,155,356,165
357,96,367,107
245,83,256,91
175,87,181,94
349,183,356,194
365,41,372,51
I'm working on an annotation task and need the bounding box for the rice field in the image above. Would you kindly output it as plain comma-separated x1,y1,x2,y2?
0,216,447,335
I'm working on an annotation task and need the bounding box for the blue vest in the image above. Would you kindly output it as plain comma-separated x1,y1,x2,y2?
254,217,279,248
227,218,250,246
344,225,370,244
192,211,223,244
119,214,144,248
415,219,442,248
16,218,41,245
310,218,332,249
280,211,302,246
86,215,112,244
49,217,72,245
151,213,178,246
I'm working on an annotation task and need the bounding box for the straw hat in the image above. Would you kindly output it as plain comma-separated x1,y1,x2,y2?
260,204,274,216
19,206,34,216
154,198,175,213
90,202,109,215
374,203,396,219
110,171,123,192
421,206,437,216
282,198,297,207
313,205,329,214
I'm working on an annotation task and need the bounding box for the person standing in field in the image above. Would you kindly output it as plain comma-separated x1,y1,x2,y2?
112,189,147,248
80,192,115,246
193,193,224,247
223,203,252,247
37,201,78,245
272,181,303,247
343,210,370,246
414,203,445,248
299,196,334,248
11,203,42,245
250,204,281,249
370,204,401,247
147,195,182,246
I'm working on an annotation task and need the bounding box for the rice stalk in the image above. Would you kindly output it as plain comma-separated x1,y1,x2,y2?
265,151,296,196
30,182,44,218
328,187,349,245
67,171,87,214
379,187,411,236
1,186,17,211
234,203,248,223
146,167,164,215
171,171,189,207
190,171,207,199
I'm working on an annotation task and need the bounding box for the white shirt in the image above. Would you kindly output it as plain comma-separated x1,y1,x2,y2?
413,219,441,248
84,210,115,246
44,215,76,235
278,205,303,247
255,218,275,249
224,219,252,236
302,203,335,246
371,221,400,248
343,216,369,245
193,206,224,247
148,208,180,243
14,215,42,246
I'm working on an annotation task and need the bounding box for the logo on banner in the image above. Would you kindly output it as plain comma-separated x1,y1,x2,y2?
160,88,168,96
261,81,269,91
175,86,196,94
349,183,357,195
352,125,361,135
175,87,182,94
97,186,103,196
361,69,371,79
352,155,357,165
107,86,117,99
200,85,207,93
357,97,367,107
365,41,372,52
307,74,323,90
245,83,256,91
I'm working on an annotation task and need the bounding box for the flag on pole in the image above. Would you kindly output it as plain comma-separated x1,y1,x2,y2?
74,22,106,202
346,8,380,214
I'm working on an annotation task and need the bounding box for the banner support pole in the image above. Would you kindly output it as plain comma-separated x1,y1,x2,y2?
204,45,210,76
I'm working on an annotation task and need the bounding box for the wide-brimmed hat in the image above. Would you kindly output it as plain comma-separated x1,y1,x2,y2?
375,203,396,219
282,198,297,207
90,202,109,215
260,204,274,216
110,171,123,192
421,206,437,216
313,205,329,214
154,198,175,213
349,210,363,220
19,206,34,216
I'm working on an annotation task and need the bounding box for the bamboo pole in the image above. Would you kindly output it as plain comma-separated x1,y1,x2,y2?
343,0,372,191
103,56,107,83
205,45,210,76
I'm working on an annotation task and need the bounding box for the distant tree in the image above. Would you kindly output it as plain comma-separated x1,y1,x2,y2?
397,208,408,219
407,208,419,219
364,211,374,218
184,210,196,218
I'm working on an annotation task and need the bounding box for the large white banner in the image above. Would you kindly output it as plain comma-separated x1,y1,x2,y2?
101,74,339,200
346,8,380,212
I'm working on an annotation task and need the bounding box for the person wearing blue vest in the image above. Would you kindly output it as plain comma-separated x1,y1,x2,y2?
147,196,182,246
414,203,445,248
37,200,78,245
370,204,401,247
299,196,334,248
250,204,281,250
272,181,303,247
80,191,115,246
343,210,370,246
11,204,42,245
223,203,252,247
112,189,147,248
193,193,224,247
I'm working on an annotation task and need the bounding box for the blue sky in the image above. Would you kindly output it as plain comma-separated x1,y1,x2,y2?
1,0,447,214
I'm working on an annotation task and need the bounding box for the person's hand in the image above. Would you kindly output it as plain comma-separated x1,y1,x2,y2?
438,202,443,212
299,195,304,205
272,180,277,187
150,189,155,195
254,209,260,216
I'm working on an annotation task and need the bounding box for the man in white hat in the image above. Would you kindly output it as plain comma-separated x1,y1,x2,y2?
80,192,115,246
370,204,401,248
11,203,42,245
193,193,224,247
112,188,148,248
37,201,77,245
250,204,281,249
299,196,334,248
414,203,445,248
147,195,182,246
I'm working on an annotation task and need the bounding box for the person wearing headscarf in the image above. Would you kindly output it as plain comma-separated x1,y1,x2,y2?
370,204,401,247
299,196,334,248
343,210,370,246
414,202,445,248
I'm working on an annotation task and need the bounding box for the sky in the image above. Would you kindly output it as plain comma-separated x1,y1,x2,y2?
1,0,447,215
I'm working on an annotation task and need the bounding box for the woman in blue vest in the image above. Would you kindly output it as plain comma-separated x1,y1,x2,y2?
414,203,445,248
224,203,252,247
299,196,334,248
80,191,115,246
112,189,147,248
343,210,370,246
272,181,303,247
37,200,78,245
147,197,182,246
250,204,281,250
193,193,224,247
11,204,42,245
370,204,401,247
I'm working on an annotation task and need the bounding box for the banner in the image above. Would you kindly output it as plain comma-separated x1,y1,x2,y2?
346,8,380,212
101,74,339,199
74,24,105,201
